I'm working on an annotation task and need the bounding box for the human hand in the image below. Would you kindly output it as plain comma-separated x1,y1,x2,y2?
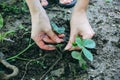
31,12,64,50
65,11,95,50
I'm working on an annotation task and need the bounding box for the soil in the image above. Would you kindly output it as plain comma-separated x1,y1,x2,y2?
0,0,120,80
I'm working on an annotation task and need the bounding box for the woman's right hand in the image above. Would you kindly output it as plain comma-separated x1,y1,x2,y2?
31,11,64,50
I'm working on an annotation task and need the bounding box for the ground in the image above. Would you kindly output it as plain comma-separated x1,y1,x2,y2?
0,0,120,80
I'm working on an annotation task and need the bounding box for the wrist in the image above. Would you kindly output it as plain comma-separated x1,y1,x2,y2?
73,0,89,12
26,0,45,15
31,9,46,17
71,10,87,23
72,9,86,15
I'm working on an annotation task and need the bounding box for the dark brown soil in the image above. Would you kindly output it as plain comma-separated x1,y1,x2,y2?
0,0,120,80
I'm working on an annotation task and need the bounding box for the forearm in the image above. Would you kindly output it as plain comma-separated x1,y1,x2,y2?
25,0,51,37
25,0,45,15
73,0,89,12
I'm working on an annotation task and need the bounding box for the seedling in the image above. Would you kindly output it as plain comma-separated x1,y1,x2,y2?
0,14,15,42
51,22,65,34
51,22,96,69
71,36,96,69
19,24,28,31
51,22,65,49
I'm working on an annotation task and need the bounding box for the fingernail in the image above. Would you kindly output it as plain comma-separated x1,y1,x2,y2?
65,43,72,50
64,47,69,50
56,39,60,43
64,45,70,50
48,45,56,50
56,38,61,43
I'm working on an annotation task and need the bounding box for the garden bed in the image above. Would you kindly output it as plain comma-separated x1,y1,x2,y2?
0,0,120,80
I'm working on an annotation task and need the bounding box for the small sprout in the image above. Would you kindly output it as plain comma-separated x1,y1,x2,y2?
19,24,28,31
51,22,65,34
19,24,24,29
0,14,3,29
0,30,15,42
71,36,96,69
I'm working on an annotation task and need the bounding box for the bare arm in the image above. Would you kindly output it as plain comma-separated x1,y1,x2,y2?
74,0,89,12
65,0,94,50
25,0,45,15
25,0,64,50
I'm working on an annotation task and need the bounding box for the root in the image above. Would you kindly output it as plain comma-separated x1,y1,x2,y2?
0,52,19,80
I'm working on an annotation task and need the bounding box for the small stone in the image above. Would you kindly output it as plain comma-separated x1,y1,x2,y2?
51,68,64,77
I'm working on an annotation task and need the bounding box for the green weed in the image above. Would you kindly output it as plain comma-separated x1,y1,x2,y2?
0,0,28,14
0,30,15,42
19,24,28,31
21,0,29,12
0,14,3,29
0,3,20,14
0,14,15,42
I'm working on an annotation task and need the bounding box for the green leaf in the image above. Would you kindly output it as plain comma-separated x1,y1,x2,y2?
83,39,96,48
19,24,24,29
72,42,77,47
51,22,65,34
75,36,83,48
0,14,3,29
57,27,65,33
71,51,81,60
105,0,113,3
82,48,93,61
0,33,3,41
3,30,15,38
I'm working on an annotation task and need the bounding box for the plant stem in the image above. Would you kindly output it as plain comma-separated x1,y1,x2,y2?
6,42,35,61
16,57,31,61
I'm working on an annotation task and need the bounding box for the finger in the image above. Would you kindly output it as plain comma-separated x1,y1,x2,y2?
82,33,95,39
43,35,56,43
33,33,55,50
46,30,64,43
64,31,77,50
58,34,65,38
69,46,81,51
37,40,55,50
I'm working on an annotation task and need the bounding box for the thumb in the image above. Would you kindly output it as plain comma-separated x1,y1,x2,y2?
46,29,63,43
65,32,77,50
82,33,95,39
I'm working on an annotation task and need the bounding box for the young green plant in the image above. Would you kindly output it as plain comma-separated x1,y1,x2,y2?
51,22,65,49
71,36,96,69
0,14,3,29
51,22,96,69
0,30,15,42
0,14,15,42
